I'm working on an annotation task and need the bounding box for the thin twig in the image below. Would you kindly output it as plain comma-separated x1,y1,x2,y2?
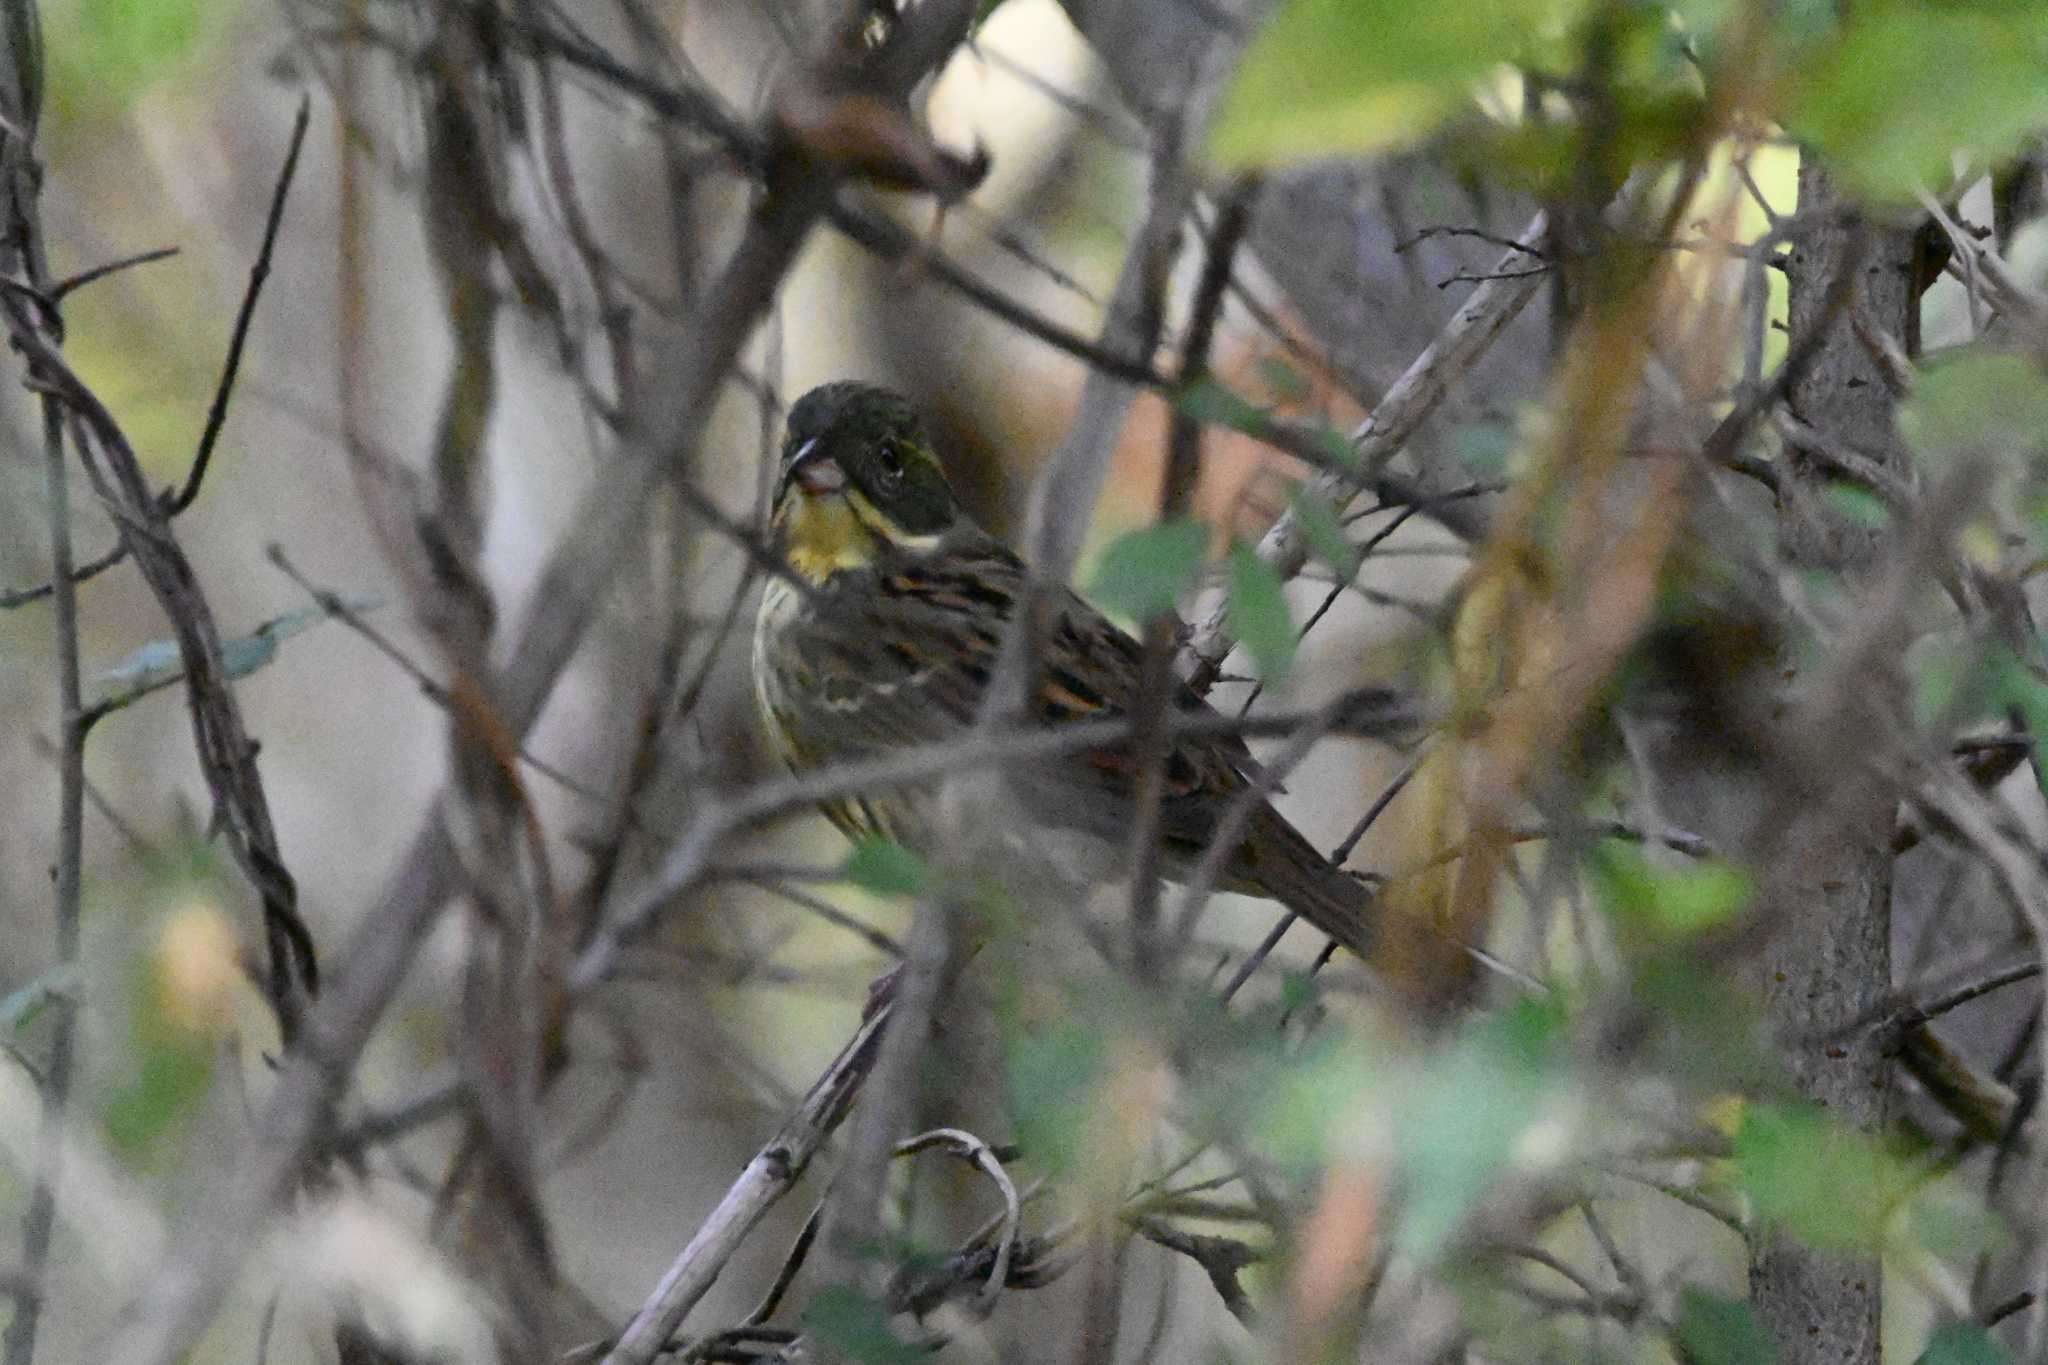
47,244,177,302
1130,175,1259,979
100,84,843,1365
1185,210,1551,692
0,13,83,1361
575,690,1415,994
1218,753,1420,1002
891,1127,1023,1315
602,1006,894,1365
172,96,310,514
265,543,613,805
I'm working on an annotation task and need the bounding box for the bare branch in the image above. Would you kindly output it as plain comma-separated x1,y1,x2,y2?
1184,210,1550,692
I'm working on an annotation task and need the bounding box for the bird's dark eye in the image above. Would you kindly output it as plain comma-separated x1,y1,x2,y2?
875,443,907,482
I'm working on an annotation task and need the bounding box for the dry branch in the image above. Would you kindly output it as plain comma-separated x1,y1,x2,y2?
603,1006,893,1365
1183,210,1550,691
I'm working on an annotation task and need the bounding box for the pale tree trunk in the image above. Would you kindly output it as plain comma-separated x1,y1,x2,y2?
1748,157,1917,1365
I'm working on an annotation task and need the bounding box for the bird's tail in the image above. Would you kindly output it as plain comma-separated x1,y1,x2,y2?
1236,805,1376,961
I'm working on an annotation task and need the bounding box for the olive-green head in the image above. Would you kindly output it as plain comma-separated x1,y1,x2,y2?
776,382,964,545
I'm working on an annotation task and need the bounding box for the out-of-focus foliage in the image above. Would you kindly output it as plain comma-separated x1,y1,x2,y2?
1210,0,1587,167
1086,518,1210,621
21,0,2048,1362
46,0,233,121
1781,1,2048,200
1218,0,2048,203
1678,1287,1778,1365
1224,544,1296,684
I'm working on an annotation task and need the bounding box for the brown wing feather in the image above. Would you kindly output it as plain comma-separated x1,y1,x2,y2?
760,532,1375,955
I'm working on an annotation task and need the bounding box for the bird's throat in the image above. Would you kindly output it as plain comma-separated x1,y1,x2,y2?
780,488,949,585
780,492,883,585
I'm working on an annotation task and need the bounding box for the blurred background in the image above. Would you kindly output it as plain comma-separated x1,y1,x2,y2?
10,1,2044,1362
0,1,1531,1357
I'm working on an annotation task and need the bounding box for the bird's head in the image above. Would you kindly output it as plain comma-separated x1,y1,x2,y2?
773,382,967,585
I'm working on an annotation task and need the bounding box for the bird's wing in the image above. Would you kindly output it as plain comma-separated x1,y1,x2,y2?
766,535,1271,847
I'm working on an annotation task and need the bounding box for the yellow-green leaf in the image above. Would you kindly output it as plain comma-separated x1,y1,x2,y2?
1211,0,1583,168
1088,519,1209,621
1226,545,1297,684
843,838,928,898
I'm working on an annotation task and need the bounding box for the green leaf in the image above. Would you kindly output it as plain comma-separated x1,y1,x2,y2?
1991,653,2048,808
1903,350,2048,466
92,596,380,716
1453,420,1517,476
1226,546,1297,684
1899,1178,2006,1264
1395,1001,1561,1256
1734,1104,1917,1252
1920,1321,2011,1365
1633,954,1781,1092
1785,2,2048,201
1211,0,1584,168
105,1031,212,1157
843,838,928,898
1087,519,1209,622
49,0,230,120
803,1286,925,1365
1007,1019,1106,1176
1176,378,1354,467
0,963,79,1034
1910,642,1971,731
1594,844,1753,939
1676,1288,1778,1365
1291,486,1359,581
1257,356,1311,404
1821,483,1891,529
1247,1033,1380,1168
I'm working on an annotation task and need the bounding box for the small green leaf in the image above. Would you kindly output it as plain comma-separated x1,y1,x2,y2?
843,839,928,898
1008,1020,1106,1176
1735,1104,1917,1252
1176,378,1354,467
0,963,79,1034
1785,3,2048,202
1920,1321,2011,1365
49,0,228,119
1991,654,2048,808
1904,351,2048,466
1291,487,1359,581
1910,643,1969,730
1087,519,1209,622
1257,356,1310,404
1211,0,1583,168
1395,1002,1561,1256
105,1034,212,1157
1453,420,1517,476
1900,1179,2006,1264
1822,483,1891,528
93,596,380,715
1175,376,1269,431
1594,844,1753,939
1226,546,1297,684
803,1286,925,1365
1676,1287,1777,1365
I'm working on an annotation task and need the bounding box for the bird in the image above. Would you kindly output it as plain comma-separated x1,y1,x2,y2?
751,380,1376,961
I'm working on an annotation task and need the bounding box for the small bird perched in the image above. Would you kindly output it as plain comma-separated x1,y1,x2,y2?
752,381,1376,960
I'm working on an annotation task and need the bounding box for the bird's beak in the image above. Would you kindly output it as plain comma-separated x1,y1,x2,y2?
783,438,846,498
